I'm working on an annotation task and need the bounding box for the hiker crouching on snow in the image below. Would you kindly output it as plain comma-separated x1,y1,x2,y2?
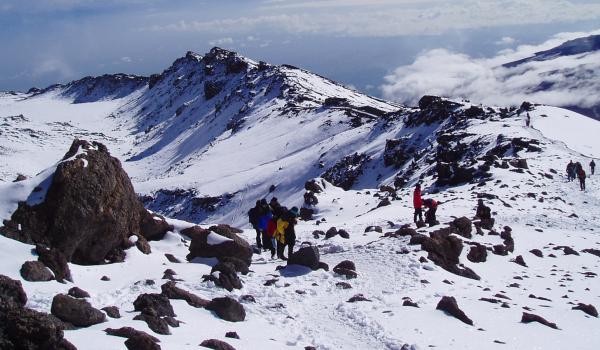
423,198,439,227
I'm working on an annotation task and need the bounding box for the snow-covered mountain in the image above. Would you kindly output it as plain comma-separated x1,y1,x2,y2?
1,47,600,350
502,34,600,120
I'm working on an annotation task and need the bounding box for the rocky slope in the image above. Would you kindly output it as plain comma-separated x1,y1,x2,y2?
0,47,599,349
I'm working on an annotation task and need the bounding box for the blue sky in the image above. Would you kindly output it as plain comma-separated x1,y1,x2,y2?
1,0,599,96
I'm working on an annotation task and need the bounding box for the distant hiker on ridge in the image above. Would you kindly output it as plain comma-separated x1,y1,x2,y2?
566,160,575,182
248,200,262,249
413,183,423,225
525,112,531,127
591,160,596,175
576,162,586,191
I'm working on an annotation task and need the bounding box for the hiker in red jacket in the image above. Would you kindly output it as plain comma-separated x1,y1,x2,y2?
413,183,423,224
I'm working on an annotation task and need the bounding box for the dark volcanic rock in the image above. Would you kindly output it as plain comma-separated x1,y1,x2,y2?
218,256,250,275
20,260,54,282
200,339,237,350
2,304,76,350
334,260,356,271
139,212,173,241
36,245,72,283
422,229,480,280
164,253,181,263
325,227,338,239
467,244,487,263
582,248,600,258
1,140,169,266
185,226,253,265
206,297,246,322
133,313,170,335
105,327,159,342
225,331,240,339
133,293,175,317
521,312,558,329
394,226,417,237
102,306,121,318
436,296,473,325
322,153,370,190
125,334,162,350
409,233,428,245
513,255,527,267
300,207,314,221
451,217,472,238
206,262,243,291
135,236,152,254
304,180,323,193
529,249,543,258
403,299,419,307
572,303,598,317
67,286,90,299
0,274,27,309
338,229,350,239
347,294,371,303
288,246,320,270
51,293,106,327
493,244,508,256
161,281,209,308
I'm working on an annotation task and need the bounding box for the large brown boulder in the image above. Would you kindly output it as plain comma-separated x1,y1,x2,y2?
0,274,27,309
51,294,106,327
1,140,171,265
1,275,76,350
185,226,252,265
206,297,246,322
20,260,54,282
287,246,320,270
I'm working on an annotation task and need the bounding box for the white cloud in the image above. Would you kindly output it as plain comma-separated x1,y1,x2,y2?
380,30,600,110
496,36,516,45
120,56,133,63
208,37,234,46
145,1,600,37
33,58,75,80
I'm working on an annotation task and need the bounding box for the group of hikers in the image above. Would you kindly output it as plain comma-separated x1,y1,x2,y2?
248,198,299,260
247,159,597,251
566,160,595,191
413,183,439,226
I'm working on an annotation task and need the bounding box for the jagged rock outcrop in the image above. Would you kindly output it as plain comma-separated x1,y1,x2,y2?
0,140,173,265
421,228,480,280
436,296,473,325
322,153,370,190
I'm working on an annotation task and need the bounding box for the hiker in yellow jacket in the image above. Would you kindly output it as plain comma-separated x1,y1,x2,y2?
274,207,299,260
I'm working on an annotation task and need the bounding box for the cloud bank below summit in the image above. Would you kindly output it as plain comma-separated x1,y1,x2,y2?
381,30,600,110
